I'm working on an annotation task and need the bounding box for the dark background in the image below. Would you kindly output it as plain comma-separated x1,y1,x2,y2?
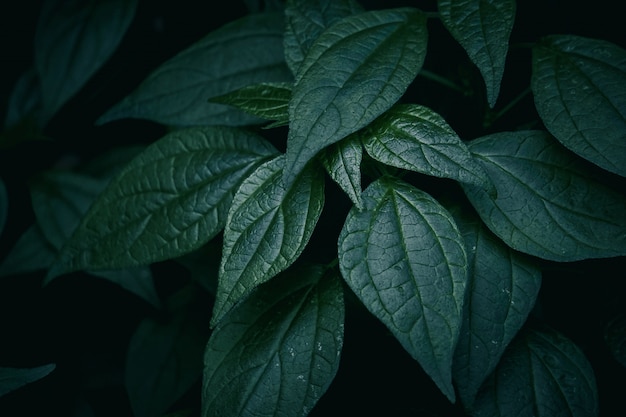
1,1,625,416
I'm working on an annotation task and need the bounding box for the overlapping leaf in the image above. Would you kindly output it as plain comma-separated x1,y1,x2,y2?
284,8,428,186
532,35,626,177
47,126,278,279
463,130,626,262
319,136,363,209
203,265,344,417
362,104,494,192
472,325,599,417
98,12,292,127
450,206,541,407
338,177,467,402
35,0,138,123
438,0,515,107
212,155,325,326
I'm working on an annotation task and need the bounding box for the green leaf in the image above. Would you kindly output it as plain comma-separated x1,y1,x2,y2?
3,68,41,130
283,0,364,75
35,0,138,123
472,325,599,417
338,176,467,402
98,12,293,127
126,287,209,417
438,0,515,108
604,313,626,369
532,35,626,177
362,104,494,193
319,136,363,209
449,206,542,408
203,265,344,417
284,8,428,186
208,82,292,126
0,364,56,397
48,126,277,279
0,225,57,277
212,155,325,326
463,130,626,261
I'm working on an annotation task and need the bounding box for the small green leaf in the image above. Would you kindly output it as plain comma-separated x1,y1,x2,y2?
284,8,428,186
532,35,626,177
605,313,626,369
212,155,325,326
35,0,138,123
338,176,467,402
203,265,344,417
463,130,626,261
362,104,494,193
0,363,56,397
319,136,363,209
98,12,293,127
449,206,542,408
208,82,292,126
283,0,364,75
48,126,277,279
438,0,515,107
472,325,599,417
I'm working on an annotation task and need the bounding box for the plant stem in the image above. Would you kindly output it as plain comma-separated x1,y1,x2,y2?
418,69,466,94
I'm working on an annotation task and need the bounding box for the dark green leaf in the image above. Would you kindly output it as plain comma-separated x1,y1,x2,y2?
35,0,138,123
3,68,41,130
472,325,599,417
98,12,292,127
203,265,344,417
463,130,626,261
604,313,626,369
0,364,56,397
362,104,494,192
284,0,364,75
212,155,325,326
449,206,541,407
438,0,515,107
208,82,292,126
532,35,626,177
48,126,277,279
0,225,57,277
338,176,467,402
319,136,363,209
284,8,428,186
78,145,147,180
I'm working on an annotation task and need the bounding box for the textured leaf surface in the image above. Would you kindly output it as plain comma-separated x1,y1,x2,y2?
472,326,599,417
283,0,364,75
203,265,344,417
0,364,56,397
438,0,515,107
532,35,626,177
338,177,467,401
35,0,138,123
48,126,277,278
464,130,626,261
212,155,325,326
362,104,493,192
284,8,428,185
98,12,292,127
319,136,363,209
209,82,292,126
604,313,626,369
450,206,541,407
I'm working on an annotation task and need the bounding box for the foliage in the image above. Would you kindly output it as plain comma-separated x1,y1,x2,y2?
1,0,625,416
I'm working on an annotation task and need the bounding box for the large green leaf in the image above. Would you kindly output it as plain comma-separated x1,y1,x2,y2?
47,126,277,279
319,136,363,209
284,8,428,186
472,325,599,417
532,35,626,177
449,206,542,408
0,364,56,397
338,176,467,402
463,130,626,262
35,0,138,123
98,12,292,127
362,104,494,192
283,0,364,75
438,0,515,108
203,265,344,417
212,155,325,326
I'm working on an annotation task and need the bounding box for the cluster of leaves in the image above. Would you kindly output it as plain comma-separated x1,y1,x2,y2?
1,0,625,416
